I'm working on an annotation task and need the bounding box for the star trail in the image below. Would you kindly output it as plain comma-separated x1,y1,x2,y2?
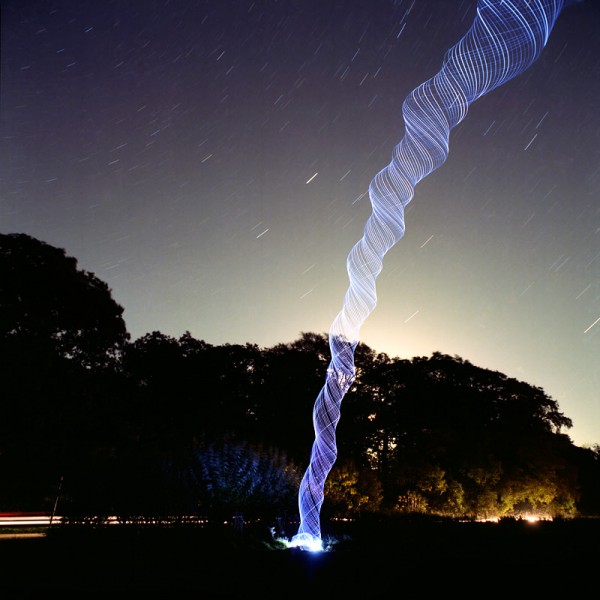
1,0,598,447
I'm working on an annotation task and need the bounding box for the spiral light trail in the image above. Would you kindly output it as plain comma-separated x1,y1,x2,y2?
290,0,570,552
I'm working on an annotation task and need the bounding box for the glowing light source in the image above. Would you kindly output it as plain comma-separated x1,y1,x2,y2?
291,0,569,551
284,533,324,553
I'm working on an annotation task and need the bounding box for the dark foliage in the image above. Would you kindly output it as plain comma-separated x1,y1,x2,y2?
1,233,128,367
1,235,598,520
0,233,129,510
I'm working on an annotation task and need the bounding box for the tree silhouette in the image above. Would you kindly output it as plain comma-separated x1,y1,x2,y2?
1,233,128,367
1,235,597,518
347,352,579,517
0,233,129,510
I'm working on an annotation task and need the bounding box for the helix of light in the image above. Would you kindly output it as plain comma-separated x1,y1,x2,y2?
291,0,566,552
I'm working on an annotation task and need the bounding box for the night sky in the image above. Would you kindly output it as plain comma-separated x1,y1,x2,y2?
2,1,599,448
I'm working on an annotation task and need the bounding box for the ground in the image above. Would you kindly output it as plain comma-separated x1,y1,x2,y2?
1,518,597,596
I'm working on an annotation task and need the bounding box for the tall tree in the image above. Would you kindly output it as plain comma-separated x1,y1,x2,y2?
0,233,129,509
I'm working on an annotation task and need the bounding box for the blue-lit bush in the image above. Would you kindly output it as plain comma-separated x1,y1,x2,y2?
168,439,303,520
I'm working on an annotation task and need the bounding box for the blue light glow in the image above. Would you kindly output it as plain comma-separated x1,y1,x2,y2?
291,0,568,551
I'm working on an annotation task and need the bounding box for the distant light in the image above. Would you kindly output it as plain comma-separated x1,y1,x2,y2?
524,515,544,523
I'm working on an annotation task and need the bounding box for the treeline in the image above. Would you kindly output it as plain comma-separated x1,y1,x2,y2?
2,233,599,522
